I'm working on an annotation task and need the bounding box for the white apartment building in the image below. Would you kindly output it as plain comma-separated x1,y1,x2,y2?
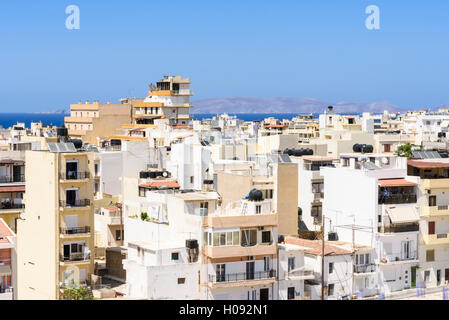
321,153,419,294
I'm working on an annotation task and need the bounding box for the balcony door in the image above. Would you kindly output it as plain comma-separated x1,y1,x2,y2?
66,189,79,206
65,215,78,234
216,264,225,282
260,288,269,300
66,161,78,180
246,261,255,280
12,165,24,182
401,240,413,259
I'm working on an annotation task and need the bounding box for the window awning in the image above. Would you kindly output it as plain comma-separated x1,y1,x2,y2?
0,265,11,276
386,206,420,224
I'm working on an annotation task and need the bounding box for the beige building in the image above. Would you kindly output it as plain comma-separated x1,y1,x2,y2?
17,143,94,299
65,100,134,145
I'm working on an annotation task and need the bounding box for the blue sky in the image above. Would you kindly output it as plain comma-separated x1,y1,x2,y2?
0,0,449,112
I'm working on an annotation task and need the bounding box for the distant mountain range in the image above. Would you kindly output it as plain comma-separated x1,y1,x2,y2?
191,97,405,114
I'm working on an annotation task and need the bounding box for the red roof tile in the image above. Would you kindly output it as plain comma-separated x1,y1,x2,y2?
0,218,14,244
263,124,286,128
139,180,180,189
378,178,417,187
284,237,353,256
408,159,449,169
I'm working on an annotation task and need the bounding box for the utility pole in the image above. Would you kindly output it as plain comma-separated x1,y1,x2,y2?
321,214,325,300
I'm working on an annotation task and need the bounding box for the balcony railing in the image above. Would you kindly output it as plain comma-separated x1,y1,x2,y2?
0,175,25,183
378,194,417,204
354,264,376,273
59,199,91,208
208,270,276,283
60,253,91,262
60,226,91,235
193,208,208,216
380,223,419,233
380,251,417,263
60,172,90,180
0,287,13,294
0,202,24,210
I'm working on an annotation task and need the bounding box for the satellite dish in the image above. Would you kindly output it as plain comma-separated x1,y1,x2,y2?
19,212,25,220
381,157,389,164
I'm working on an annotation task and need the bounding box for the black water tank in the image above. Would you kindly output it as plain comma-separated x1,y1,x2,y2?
328,232,338,241
353,144,362,152
57,127,68,137
283,148,290,155
304,148,313,155
249,188,263,201
148,171,157,179
364,144,374,153
68,139,82,149
111,139,121,146
278,235,285,243
438,132,446,138
440,152,448,158
287,149,294,156
139,171,149,179
294,149,303,157
186,239,198,249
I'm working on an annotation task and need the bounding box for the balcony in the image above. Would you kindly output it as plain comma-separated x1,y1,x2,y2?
59,172,90,181
378,194,417,205
59,199,91,208
203,213,277,229
422,178,449,190
0,175,25,183
421,205,449,218
194,208,208,216
380,251,417,264
204,243,277,259
59,253,91,264
379,223,419,234
60,226,91,237
353,264,376,274
0,202,24,211
422,233,449,245
209,270,276,283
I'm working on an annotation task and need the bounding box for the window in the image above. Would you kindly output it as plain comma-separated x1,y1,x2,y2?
263,256,270,272
256,205,261,214
426,250,435,262
359,254,365,265
424,270,431,282
171,252,179,260
213,233,219,246
219,233,226,246
328,284,335,296
139,187,146,197
261,231,271,244
200,202,208,209
226,232,233,245
216,264,225,282
241,229,257,247
190,176,194,184
329,262,334,274
365,253,370,264
177,278,185,284
287,287,295,299
247,290,256,300
233,231,239,245
288,257,295,272
115,230,124,241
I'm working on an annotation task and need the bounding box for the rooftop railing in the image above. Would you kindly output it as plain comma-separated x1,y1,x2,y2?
60,252,90,262
380,224,419,233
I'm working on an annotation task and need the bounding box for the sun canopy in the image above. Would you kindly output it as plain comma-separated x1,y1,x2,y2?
386,206,420,224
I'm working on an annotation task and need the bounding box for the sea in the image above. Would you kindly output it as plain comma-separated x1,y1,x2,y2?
0,113,329,129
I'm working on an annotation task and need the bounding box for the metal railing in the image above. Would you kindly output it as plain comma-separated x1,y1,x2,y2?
193,208,208,216
0,175,25,183
209,270,276,283
0,202,24,210
60,253,91,262
380,224,419,233
60,172,90,180
380,250,417,263
0,287,13,294
354,264,376,273
60,226,91,235
378,194,417,204
59,199,91,207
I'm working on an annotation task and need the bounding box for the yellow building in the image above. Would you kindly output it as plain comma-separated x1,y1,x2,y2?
17,143,94,299
65,100,135,145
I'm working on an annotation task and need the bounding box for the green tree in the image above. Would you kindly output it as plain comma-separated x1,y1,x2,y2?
61,282,93,300
396,143,421,158
140,211,149,221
